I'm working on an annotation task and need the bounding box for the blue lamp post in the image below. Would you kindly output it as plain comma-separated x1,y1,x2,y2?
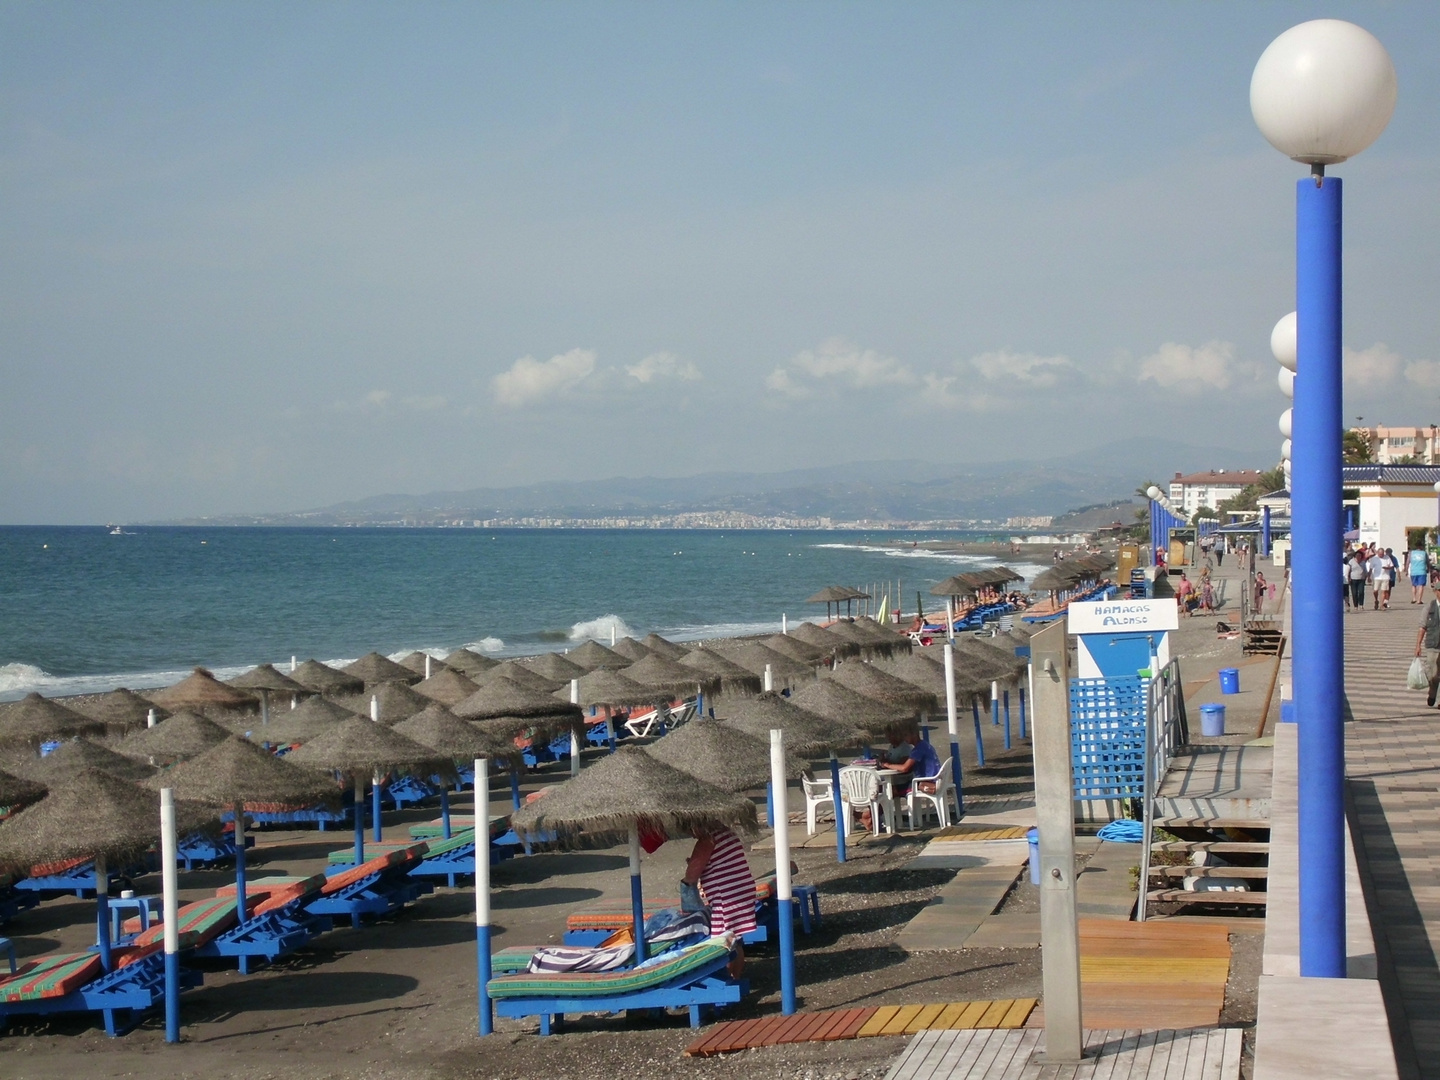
1251,19,1396,979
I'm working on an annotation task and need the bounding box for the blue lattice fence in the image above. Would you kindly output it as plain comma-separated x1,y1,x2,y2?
1069,676,1147,801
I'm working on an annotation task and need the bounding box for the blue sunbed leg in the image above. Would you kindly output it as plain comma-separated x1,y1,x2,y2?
103,1007,117,1038
689,1004,702,1028
239,955,251,976
164,949,180,1043
971,701,987,769
539,1013,551,1036
830,755,846,864
509,770,521,812
1019,687,1027,740
765,782,774,828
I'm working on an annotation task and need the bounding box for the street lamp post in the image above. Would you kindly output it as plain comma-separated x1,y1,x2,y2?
1251,19,1396,979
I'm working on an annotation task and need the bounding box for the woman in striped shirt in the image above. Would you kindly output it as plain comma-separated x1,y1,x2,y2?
683,825,756,977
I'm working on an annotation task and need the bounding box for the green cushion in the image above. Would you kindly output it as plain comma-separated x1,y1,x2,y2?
487,939,730,999
0,952,102,1002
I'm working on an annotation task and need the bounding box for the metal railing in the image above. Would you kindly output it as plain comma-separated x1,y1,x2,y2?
1138,657,1187,921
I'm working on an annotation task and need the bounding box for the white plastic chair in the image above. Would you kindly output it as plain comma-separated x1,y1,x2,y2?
904,756,954,830
802,774,834,835
838,766,896,837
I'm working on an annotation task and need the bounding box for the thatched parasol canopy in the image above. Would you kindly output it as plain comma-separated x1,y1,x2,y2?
285,717,450,779
148,668,258,713
715,641,816,683
952,636,1028,684
145,737,341,813
228,664,307,695
475,662,563,695
453,676,586,721
788,621,861,659
0,768,219,874
610,637,653,663
0,770,47,819
846,617,912,656
762,633,829,665
806,585,869,604
565,669,658,708
521,652,589,684
412,668,481,708
116,710,232,765
70,689,168,733
5,738,157,785
261,695,360,745
874,651,953,700
718,692,862,756
510,746,756,843
393,704,510,761
566,640,632,672
399,651,445,677
641,633,690,661
343,652,421,687
826,663,937,714
620,653,719,698
0,693,108,746
1030,566,1085,591
288,659,364,696
985,565,1027,585
930,575,979,597
676,648,763,696
444,648,500,677
339,680,429,724
790,679,910,738
644,718,804,793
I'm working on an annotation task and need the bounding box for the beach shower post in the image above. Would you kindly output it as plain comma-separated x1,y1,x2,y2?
1252,18,1394,979
771,729,796,1014
474,757,493,1035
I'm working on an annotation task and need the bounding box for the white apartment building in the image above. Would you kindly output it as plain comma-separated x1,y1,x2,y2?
1168,470,1265,517
1350,425,1440,464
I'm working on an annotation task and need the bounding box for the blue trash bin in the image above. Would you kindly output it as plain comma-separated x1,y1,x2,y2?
1199,703,1226,737
1218,667,1240,694
1027,828,1040,885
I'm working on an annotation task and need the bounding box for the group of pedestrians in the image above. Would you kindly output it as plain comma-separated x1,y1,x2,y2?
1345,542,1431,612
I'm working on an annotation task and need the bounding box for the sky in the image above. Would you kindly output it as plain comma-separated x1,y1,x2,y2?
3,2,1440,524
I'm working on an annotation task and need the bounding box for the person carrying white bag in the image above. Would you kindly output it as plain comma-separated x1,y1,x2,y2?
1412,585,1440,703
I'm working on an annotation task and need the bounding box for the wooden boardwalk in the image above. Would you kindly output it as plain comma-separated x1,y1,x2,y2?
683,999,1035,1056
883,1027,1243,1080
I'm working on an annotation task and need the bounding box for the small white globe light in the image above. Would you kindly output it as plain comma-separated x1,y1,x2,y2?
1251,20,1396,165
1146,486,1163,501
1272,312,1298,372
1433,481,1440,494
1279,409,1293,439
1282,439,1292,461
1278,367,1295,398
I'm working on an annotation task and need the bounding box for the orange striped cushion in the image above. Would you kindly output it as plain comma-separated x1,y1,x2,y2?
0,952,102,1002
319,844,427,896
28,856,90,878
129,896,240,951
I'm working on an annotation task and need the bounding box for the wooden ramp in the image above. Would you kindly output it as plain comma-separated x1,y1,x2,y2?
1030,919,1231,1030
884,1027,1243,1080
683,998,1036,1056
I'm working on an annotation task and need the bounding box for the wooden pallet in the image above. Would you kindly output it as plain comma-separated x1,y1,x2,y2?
931,824,1032,841
683,998,1036,1056
1146,888,1268,905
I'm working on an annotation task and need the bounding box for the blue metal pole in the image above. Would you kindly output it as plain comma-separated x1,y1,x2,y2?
1294,173,1346,978
999,687,1011,750
372,776,383,842
778,896,797,1013
1019,687,1027,740
94,860,112,973
628,827,647,964
509,768,521,811
352,775,365,863
475,757,493,1036
1003,691,1011,735
233,809,247,928
765,781,775,828
829,754,846,863
950,739,964,817
164,950,180,1042
1262,506,1272,557
476,923,493,1035
441,787,452,840
971,700,987,768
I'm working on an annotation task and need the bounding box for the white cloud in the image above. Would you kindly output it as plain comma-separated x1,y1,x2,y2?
765,367,810,399
766,337,915,400
625,351,700,383
402,394,447,411
492,348,597,407
969,349,1075,387
1137,341,1238,391
1405,360,1440,390
1343,343,1402,386
364,389,392,406
919,372,998,412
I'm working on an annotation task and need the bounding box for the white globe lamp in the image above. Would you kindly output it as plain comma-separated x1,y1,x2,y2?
1279,367,1295,398
1272,312,1298,372
1279,409,1293,439
1146,486,1163,501
1251,20,1396,166
1282,439,1292,461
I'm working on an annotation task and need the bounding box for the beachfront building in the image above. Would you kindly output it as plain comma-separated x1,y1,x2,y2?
1350,424,1440,464
1167,470,1266,517
1346,464,1440,554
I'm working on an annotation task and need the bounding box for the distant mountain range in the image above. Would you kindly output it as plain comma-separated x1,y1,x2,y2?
168,438,1264,527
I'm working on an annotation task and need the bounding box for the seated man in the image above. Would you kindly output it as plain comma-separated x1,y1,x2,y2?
860,728,942,830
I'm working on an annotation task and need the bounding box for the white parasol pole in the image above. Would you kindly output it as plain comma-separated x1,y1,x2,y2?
475,757,493,1035
763,664,773,693
290,655,297,673
370,695,379,723
946,599,955,641
771,729,796,1013
570,679,581,776
425,654,433,680
147,708,157,729
161,788,180,1042
782,613,788,635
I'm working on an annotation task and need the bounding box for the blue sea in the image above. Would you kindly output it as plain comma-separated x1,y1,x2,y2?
0,527,1042,701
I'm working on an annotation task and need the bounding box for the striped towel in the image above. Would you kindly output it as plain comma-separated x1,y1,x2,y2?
487,936,734,1000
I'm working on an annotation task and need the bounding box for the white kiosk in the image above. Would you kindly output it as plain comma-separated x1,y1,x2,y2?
1067,597,1179,680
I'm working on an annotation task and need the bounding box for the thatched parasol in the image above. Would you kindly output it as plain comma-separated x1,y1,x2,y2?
676,648,763,696
0,770,46,820
846,617,912,657
399,651,446,677
719,692,862,756
827,662,937,715
645,718,804,793
806,585,870,619
454,676,586,722
788,621,861,659
116,710,232,765
640,633,690,661
412,668,481,708
952,636,1028,685
566,639,632,672
6,738,158,784
343,652,421,688
145,737,340,814
1031,566,1085,592
260,695,359,745
395,704,509,761
337,680,430,723
0,693,108,746
511,746,756,844
824,619,905,660
147,668,258,713
70,688,168,733
445,648,500,677
619,653,720,698
228,664,306,695
874,651,953,699
289,659,364,696
521,652,588,684
285,717,448,779
715,641,816,684
789,679,911,738
610,637,653,663
930,575,979,598
566,669,658,708
762,633,829,665
475,662,563,695
986,566,1027,585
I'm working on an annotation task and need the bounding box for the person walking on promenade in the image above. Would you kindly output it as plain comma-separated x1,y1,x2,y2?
1371,546,1393,610
1348,547,1370,611
1411,545,1432,604
1416,585,1440,707
1254,571,1268,615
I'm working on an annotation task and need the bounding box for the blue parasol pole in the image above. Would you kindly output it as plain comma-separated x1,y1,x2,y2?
352,774,365,864
830,753,846,863
372,771,383,842
997,681,1010,750
770,730,796,1013
474,757,493,1035
971,699,987,768
441,786,452,840
160,789,180,1043
765,781,775,828
94,854,112,973
944,644,965,818
233,803,248,928
628,824,647,963
1019,686,1028,740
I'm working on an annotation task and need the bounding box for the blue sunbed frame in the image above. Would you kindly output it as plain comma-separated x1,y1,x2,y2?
0,952,203,1037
